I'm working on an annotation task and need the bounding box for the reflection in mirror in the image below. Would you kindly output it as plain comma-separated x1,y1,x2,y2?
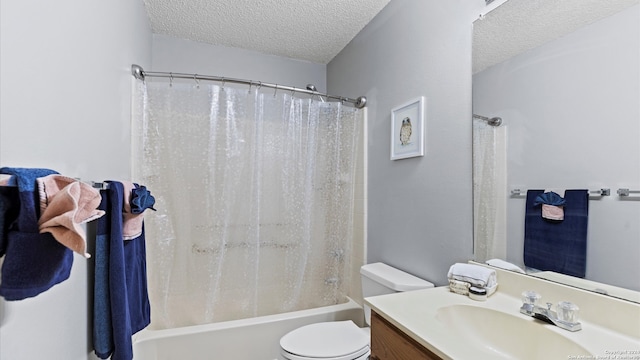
472,0,640,302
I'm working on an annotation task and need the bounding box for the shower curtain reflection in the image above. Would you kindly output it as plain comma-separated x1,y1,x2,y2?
132,80,362,330
473,118,507,262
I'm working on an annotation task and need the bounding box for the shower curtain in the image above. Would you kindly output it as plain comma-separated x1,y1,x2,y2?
472,119,507,263
132,80,362,329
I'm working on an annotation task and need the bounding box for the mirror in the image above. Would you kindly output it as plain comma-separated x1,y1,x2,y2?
471,0,640,302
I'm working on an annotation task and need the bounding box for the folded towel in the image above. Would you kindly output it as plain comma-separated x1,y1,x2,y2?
524,189,589,278
0,167,73,300
541,204,564,220
94,181,150,360
447,263,497,288
0,174,13,186
121,182,156,240
486,258,526,274
129,184,156,214
534,191,567,205
534,191,566,220
37,175,105,258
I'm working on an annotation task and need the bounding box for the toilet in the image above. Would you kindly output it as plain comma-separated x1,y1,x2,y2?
279,262,434,360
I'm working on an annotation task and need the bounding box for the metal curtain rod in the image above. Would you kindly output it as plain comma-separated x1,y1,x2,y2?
473,113,502,126
131,64,367,109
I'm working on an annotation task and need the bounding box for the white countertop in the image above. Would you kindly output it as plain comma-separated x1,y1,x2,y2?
365,280,640,359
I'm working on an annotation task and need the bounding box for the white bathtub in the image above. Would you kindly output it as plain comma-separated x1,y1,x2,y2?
132,298,365,360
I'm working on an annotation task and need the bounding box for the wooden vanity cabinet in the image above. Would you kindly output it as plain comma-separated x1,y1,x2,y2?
370,310,443,360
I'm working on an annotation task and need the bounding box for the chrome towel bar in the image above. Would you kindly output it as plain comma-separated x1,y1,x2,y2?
509,188,610,197
617,188,640,197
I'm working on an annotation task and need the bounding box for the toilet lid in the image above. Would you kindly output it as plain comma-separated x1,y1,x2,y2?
280,321,369,359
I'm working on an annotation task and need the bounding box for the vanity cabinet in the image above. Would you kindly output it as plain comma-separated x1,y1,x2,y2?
370,311,442,360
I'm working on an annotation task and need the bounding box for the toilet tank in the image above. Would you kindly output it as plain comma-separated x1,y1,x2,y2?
360,263,434,325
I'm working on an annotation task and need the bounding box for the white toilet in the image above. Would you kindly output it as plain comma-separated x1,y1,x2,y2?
279,262,434,360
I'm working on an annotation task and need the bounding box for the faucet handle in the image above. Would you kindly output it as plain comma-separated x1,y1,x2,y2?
546,302,553,310
521,291,542,305
557,301,580,324
520,291,541,316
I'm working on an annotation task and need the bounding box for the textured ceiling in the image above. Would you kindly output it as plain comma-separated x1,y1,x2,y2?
141,0,638,68
142,0,391,64
473,0,639,73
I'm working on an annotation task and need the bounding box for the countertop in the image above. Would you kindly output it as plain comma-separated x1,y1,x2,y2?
365,283,640,359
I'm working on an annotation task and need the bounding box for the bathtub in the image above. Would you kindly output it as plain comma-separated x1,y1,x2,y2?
132,297,365,360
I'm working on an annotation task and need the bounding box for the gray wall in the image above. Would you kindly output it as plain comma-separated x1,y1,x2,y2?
151,34,327,92
328,0,485,285
0,0,151,359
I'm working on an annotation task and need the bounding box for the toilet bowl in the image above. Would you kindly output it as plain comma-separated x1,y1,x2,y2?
280,320,370,360
279,263,434,360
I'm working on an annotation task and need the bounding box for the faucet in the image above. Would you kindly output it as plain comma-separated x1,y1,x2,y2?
520,291,582,332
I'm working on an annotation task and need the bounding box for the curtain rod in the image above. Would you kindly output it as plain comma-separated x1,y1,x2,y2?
131,64,367,109
473,113,502,126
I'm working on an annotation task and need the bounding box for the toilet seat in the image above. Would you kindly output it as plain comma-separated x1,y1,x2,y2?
280,320,370,360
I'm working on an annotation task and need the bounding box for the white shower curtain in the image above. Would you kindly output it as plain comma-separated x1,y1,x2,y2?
473,119,507,263
132,80,362,329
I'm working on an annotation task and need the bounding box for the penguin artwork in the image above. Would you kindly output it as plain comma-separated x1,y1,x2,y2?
399,117,412,145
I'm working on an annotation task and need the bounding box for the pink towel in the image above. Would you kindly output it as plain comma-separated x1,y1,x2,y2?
37,175,105,258
122,181,144,240
541,188,565,220
541,204,564,220
0,174,13,186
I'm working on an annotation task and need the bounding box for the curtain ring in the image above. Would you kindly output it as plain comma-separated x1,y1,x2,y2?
169,72,173,87
273,84,278,97
247,82,252,94
221,78,226,91
194,74,200,89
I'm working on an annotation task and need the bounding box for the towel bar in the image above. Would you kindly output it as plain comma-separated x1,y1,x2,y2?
510,188,610,197
617,188,640,197
91,181,109,190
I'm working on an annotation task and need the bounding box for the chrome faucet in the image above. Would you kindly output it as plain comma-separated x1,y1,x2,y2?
520,291,582,332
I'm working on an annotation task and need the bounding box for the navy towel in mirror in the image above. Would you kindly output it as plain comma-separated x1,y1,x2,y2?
524,189,589,278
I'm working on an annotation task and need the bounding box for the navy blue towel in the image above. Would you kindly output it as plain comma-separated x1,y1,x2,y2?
0,167,73,300
94,181,150,360
0,186,19,257
524,189,589,278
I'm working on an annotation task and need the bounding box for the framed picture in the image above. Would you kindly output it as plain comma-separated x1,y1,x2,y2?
390,96,425,160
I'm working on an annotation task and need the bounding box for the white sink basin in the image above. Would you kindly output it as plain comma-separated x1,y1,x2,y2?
436,304,593,359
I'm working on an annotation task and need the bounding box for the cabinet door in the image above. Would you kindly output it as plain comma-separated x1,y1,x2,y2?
370,311,442,360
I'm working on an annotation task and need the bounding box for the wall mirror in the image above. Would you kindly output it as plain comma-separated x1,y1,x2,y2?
471,0,640,302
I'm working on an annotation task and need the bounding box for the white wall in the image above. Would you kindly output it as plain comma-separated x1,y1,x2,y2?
328,0,486,285
0,0,152,358
151,34,326,92
473,5,640,291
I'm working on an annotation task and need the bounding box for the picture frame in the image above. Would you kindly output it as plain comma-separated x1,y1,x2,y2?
390,96,425,160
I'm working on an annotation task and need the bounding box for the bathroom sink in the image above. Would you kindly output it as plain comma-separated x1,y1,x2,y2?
436,305,593,359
